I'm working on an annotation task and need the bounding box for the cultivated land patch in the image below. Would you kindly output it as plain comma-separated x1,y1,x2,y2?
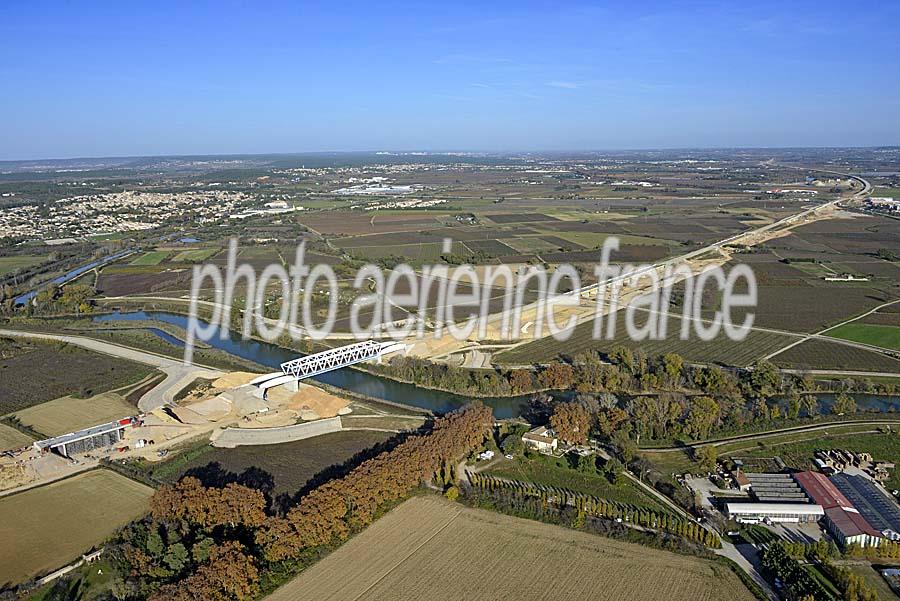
0,338,152,414
0,423,32,451
485,456,668,511
0,469,153,587
171,248,219,262
266,496,755,601
150,430,394,497
129,251,171,266
0,255,46,276
772,339,900,373
825,323,900,352
12,391,136,437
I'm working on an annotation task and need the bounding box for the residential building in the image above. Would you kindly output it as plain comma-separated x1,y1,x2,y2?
522,426,558,454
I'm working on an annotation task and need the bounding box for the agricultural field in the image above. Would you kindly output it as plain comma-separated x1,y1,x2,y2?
12,391,136,437
0,255,46,276
129,250,171,266
639,424,900,481
825,322,900,352
0,469,153,587
266,496,755,601
0,338,152,414
171,248,219,262
495,309,795,366
772,338,900,373
339,414,426,431
0,423,33,451
485,454,668,511
145,430,394,497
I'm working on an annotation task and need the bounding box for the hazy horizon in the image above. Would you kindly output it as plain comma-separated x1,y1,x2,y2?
2,0,899,160
4,144,900,166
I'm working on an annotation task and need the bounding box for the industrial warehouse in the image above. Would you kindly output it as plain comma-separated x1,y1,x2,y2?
723,470,897,549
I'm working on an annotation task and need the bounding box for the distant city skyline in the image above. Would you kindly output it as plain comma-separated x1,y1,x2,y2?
2,0,899,161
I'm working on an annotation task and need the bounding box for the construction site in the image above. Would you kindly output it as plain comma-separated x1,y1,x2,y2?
0,342,426,495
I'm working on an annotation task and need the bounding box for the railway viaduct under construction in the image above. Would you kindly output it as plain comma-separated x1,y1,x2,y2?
33,417,138,458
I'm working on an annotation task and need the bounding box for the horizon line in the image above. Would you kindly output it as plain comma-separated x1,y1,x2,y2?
3,144,900,165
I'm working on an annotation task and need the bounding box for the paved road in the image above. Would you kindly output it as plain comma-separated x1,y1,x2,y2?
0,329,224,411
716,541,778,600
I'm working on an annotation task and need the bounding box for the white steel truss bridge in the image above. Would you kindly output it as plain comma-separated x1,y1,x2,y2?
249,340,405,393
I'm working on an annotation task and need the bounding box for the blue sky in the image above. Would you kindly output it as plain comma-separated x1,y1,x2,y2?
1,1,898,159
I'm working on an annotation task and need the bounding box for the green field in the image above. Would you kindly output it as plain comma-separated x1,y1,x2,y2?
0,338,153,414
485,455,668,511
0,255,46,276
172,248,219,262
825,322,900,352
0,469,153,587
129,251,170,266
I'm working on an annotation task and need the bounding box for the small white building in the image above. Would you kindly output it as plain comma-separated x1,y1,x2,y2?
522,426,558,454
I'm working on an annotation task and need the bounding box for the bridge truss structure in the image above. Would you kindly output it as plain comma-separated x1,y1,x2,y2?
248,340,405,393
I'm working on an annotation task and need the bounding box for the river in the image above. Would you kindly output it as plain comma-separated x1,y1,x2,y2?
91,311,900,418
91,311,532,418
15,249,135,305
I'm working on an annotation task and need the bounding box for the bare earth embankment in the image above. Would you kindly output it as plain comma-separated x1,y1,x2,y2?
266,496,755,601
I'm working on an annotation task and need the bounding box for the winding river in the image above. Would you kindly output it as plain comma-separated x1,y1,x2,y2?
91,311,900,418
92,311,532,418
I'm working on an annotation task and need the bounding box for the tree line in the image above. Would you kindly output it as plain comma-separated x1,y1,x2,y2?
375,349,893,444
760,541,883,601
101,403,493,601
469,473,721,548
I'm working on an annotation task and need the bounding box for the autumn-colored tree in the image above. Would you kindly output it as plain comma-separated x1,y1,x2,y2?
832,392,857,415
149,541,259,601
538,362,575,390
596,406,627,436
509,369,534,394
257,403,493,562
549,402,590,444
151,478,266,529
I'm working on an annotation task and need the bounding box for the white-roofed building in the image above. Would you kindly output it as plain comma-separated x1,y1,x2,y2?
725,502,824,524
